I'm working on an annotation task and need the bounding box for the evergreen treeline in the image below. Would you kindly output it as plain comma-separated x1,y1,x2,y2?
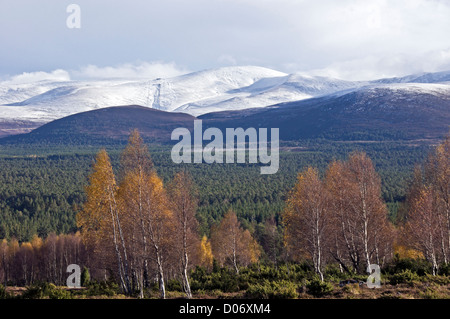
0,140,430,242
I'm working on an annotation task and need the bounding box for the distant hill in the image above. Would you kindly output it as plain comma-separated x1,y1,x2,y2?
201,83,450,141
0,105,196,144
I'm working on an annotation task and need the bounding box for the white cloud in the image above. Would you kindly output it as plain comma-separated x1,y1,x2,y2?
2,69,70,84
70,61,190,80
273,0,450,79
0,61,191,85
217,55,238,66
305,49,450,81
2,1,450,81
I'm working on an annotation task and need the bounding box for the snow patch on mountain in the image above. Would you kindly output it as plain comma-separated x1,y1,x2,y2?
1,66,450,129
0,66,360,121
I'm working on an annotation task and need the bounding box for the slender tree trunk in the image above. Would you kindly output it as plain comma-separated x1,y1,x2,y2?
361,188,371,271
182,262,192,299
446,209,450,264
427,231,438,276
232,233,239,274
363,218,371,270
137,174,150,289
446,203,450,263
155,247,166,299
431,252,438,276
137,269,144,299
316,247,324,281
2,250,8,288
109,201,127,293
182,219,192,298
314,212,324,281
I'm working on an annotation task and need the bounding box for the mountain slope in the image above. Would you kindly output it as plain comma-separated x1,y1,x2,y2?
1,105,196,144
2,66,450,139
0,66,288,121
0,66,361,136
200,83,450,141
373,70,450,84
4,82,449,145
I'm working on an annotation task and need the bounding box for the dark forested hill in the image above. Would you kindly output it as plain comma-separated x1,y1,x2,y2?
0,105,196,145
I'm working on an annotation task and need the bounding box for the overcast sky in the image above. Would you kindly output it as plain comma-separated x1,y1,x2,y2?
1,0,450,81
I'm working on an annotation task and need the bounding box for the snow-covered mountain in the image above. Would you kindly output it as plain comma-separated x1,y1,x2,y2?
372,70,450,84
0,66,358,123
1,65,450,137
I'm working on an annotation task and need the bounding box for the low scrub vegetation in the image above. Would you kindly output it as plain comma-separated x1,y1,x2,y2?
1,257,450,299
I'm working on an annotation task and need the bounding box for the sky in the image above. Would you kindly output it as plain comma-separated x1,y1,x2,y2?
1,0,450,81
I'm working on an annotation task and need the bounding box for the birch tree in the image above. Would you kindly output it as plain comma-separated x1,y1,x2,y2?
118,130,155,297
199,235,213,269
405,187,440,275
167,170,199,299
140,172,174,299
424,133,450,263
0,239,9,287
284,167,329,281
345,152,389,271
210,210,260,274
403,132,450,273
325,160,358,273
77,149,132,294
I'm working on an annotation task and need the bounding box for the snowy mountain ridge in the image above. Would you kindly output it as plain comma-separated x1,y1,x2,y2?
0,66,360,122
1,65,450,137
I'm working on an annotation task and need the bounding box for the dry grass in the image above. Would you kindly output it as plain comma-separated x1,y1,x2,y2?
319,282,450,299
4,281,450,299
